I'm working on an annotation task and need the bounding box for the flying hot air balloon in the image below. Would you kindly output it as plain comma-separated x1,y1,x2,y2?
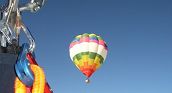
69,33,108,83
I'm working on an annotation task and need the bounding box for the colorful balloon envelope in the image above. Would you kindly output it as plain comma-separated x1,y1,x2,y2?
69,33,108,83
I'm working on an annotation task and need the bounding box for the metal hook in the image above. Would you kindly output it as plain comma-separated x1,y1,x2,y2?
19,0,45,12
0,0,40,49
0,0,18,46
1,0,45,14
5,0,36,52
21,23,35,53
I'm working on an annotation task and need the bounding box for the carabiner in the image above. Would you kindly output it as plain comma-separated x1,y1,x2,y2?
19,0,45,12
15,43,34,87
21,24,35,53
0,0,19,45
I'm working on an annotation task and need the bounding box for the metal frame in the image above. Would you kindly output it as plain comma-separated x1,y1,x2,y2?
0,0,45,51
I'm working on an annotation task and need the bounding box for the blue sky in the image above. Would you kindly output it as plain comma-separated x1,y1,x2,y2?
21,0,172,93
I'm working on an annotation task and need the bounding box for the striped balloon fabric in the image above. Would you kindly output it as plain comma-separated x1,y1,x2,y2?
69,33,108,78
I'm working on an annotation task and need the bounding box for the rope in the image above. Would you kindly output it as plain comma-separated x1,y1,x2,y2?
15,64,45,93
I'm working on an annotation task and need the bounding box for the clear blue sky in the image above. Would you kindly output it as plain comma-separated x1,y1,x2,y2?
21,0,172,93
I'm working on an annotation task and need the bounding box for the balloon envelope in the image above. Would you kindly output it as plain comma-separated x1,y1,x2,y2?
69,33,108,78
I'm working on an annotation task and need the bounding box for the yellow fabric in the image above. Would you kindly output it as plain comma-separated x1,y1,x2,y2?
74,57,101,73
15,64,45,93
15,78,26,93
94,56,101,69
31,65,45,93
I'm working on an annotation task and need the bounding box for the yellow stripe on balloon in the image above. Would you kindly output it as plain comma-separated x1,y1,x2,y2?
74,59,80,69
15,64,45,93
82,55,88,63
94,57,101,69
96,63,101,69
78,59,84,67
74,58,84,70
88,58,94,66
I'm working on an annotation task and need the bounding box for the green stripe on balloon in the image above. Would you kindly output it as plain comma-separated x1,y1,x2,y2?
89,34,97,37
89,52,104,64
73,53,82,61
73,52,104,64
81,52,89,55
82,33,89,37
89,52,97,59
95,54,104,64
97,36,103,40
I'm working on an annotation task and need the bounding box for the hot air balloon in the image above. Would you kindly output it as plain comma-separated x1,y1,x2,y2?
69,33,108,83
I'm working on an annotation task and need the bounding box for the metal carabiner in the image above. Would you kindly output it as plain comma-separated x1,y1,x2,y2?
0,0,36,50
11,8,36,53
15,43,34,87
21,23,35,53
0,0,19,46
19,0,45,12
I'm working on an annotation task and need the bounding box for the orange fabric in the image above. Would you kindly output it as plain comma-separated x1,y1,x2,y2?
15,64,45,93
15,78,26,93
31,65,45,93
